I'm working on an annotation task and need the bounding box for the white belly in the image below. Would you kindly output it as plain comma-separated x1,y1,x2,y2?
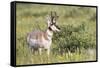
29,38,52,49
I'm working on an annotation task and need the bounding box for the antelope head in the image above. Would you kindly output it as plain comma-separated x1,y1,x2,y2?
46,11,60,32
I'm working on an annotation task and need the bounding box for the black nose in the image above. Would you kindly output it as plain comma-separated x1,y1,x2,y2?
57,27,60,30
56,25,60,30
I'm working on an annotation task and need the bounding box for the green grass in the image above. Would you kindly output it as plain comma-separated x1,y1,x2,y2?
16,3,97,65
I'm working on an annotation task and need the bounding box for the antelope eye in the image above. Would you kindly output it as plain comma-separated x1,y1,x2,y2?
53,23,56,24
50,23,53,25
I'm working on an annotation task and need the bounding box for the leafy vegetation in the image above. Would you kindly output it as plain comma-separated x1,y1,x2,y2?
16,3,97,65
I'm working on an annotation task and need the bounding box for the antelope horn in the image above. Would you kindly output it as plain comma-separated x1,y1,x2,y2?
51,11,53,17
54,11,58,18
54,11,56,17
50,11,54,23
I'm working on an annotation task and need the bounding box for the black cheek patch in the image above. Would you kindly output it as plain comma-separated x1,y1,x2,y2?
48,27,53,31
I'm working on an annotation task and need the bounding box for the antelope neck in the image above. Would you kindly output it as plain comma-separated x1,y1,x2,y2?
46,28,53,38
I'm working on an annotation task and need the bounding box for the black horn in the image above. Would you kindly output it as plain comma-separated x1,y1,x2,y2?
54,11,56,16
51,11,53,17
54,11,59,19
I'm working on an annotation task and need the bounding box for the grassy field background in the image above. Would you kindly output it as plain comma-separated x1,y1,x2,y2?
16,3,97,65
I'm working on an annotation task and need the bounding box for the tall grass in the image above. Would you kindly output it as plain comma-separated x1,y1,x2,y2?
16,3,97,65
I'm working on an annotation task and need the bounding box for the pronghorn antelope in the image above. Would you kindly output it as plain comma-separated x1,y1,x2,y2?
27,11,60,57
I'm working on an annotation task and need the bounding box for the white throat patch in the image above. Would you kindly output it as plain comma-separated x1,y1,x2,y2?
46,29,53,40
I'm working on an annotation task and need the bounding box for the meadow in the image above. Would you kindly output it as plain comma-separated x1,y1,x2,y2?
16,3,97,65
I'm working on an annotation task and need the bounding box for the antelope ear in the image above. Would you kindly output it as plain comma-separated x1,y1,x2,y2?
46,15,51,27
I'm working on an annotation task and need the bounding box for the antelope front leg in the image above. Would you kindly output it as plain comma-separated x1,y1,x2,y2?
47,48,50,62
38,48,42,55
47,49,50,56
38,48,42,63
